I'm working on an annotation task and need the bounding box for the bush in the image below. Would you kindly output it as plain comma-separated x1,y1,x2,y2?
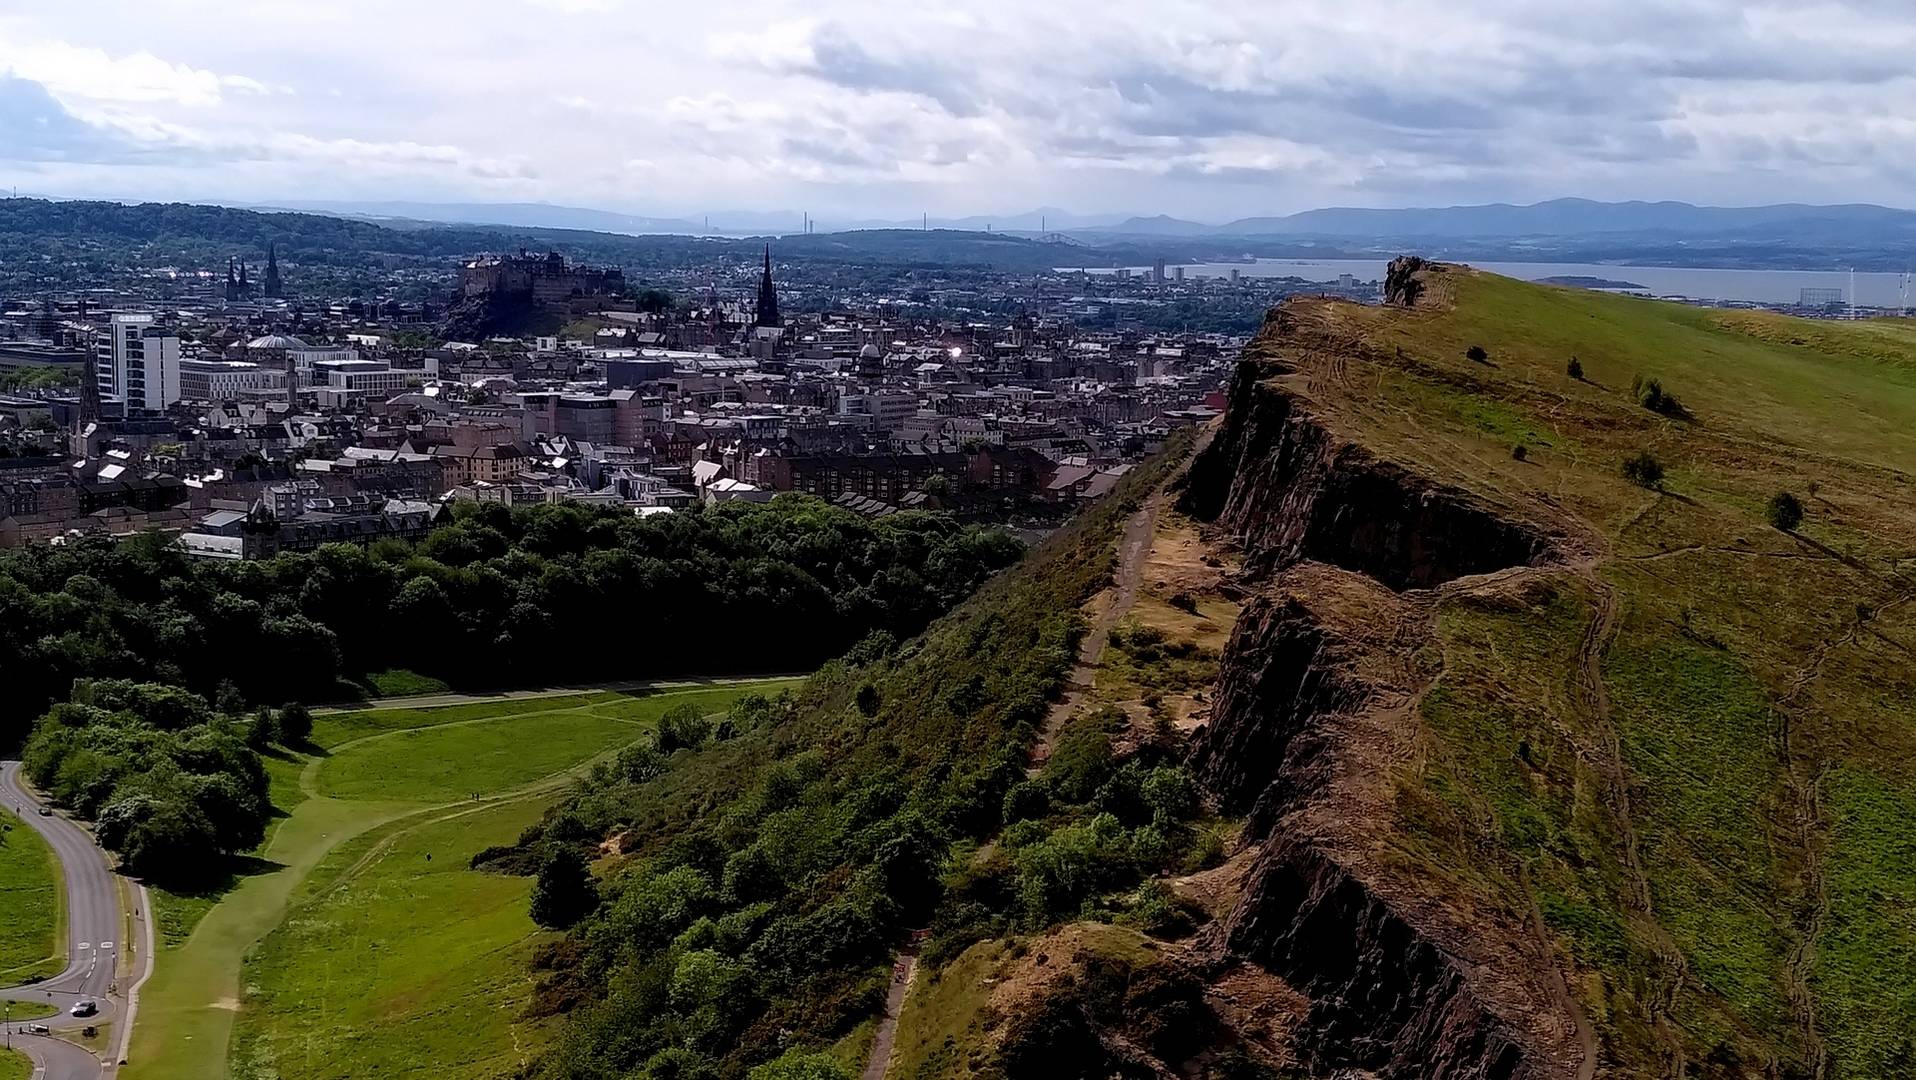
1630,374,1685,417
277,702,313,744
1621,451,1665,489
1465,344,1489,363
1168,591,1199,614
530,845,599,929
1566,356,1583,380
1767,491,1805,532
1511,443,1527,462
657,702,714,753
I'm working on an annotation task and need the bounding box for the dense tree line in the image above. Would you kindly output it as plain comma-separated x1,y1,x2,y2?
20,680,272,883
503,435,1198,1080
0,497,1024,752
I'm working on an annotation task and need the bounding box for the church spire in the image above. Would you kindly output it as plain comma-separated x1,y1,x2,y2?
263,242,283,299
754,244,780,328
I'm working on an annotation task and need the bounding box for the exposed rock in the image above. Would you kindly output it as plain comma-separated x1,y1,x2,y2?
1183,365,1559,590
1384,255,1431,307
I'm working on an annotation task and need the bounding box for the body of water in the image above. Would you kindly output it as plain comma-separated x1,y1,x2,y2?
1070,258,1916,308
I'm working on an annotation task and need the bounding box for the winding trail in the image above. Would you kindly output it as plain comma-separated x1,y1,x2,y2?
1028,497,1164,773
858,500,1166,1080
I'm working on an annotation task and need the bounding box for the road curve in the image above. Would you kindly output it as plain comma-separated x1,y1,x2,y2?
2,760,145,1080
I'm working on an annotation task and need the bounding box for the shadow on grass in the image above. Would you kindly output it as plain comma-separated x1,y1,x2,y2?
141,852,286,899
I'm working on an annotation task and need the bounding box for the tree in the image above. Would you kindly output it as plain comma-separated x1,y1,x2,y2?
245,709,279,751
1621,451,1665,489
1566,356,1583,380
529,845,599,929
277,702,313,745
656,703,713,753
1767,491,1805,532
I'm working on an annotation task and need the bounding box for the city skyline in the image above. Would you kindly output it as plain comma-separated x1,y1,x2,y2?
2,1,1915,218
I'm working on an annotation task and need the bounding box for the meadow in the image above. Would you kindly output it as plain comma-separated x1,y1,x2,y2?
0,807,61,984
122,677,800,1080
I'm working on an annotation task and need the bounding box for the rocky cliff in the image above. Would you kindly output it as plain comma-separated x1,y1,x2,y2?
1181,353,1590,1079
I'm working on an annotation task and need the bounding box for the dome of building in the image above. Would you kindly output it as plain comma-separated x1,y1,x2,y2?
859,343,882,359
246,333,309,350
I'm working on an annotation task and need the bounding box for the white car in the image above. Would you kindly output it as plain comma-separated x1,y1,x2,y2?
70,999,97,1017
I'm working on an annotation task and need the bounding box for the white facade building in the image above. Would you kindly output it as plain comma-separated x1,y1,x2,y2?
178,358,287,402
94,313,181,412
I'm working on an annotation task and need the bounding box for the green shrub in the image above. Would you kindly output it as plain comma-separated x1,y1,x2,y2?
1767,491,1805,532
1621,450,1665,489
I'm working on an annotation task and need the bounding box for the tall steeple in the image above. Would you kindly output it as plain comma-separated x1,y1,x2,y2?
263,243,283,299
754,245,781,328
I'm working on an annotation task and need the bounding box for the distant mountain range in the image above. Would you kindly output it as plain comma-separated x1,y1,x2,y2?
1089,199,1916,240
260,198,1916,251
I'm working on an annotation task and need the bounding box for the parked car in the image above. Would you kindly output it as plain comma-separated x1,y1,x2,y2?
25,1023,50,1035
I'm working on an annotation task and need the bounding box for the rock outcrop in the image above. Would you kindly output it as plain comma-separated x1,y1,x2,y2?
1384,254,1431,306
1181,339,1588,1080
1183,364,1557,590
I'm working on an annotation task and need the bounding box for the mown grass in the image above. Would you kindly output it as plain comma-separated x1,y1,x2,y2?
231,797,559,1080
364,669,451,698
309,693,621,750
317,711,645,802
0,1048,28,1080
0,807,62,983
124,680,795,1080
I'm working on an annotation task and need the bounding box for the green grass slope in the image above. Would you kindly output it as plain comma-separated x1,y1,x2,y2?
124,681,790,1080
0,807,62,984
1274,267,1916,1076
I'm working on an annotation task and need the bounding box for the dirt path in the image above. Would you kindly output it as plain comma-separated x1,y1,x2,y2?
1028,498,1164,773
860,947,921,1080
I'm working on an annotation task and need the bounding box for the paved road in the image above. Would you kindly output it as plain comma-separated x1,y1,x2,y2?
2,761,144,1080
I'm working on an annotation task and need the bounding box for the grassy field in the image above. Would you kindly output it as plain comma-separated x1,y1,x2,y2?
0,1048,29,1080
0,807,62,984
122,678,800,1080
1248,268,1916,1074
231,798,558,1080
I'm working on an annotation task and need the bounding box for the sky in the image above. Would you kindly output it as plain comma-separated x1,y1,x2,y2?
1,0,1913,223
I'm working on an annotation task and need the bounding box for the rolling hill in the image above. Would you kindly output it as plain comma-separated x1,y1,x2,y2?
493,263,1916,1080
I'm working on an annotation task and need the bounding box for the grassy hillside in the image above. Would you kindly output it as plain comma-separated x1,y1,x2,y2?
124,680,793,1080
1253,267,1916,1076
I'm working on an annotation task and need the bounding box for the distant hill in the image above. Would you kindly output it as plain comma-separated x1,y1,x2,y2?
1065,198,1916,242
0,197,1130,276
270,200,709,236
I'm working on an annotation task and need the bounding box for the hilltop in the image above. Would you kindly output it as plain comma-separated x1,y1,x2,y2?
484,263,1916,1080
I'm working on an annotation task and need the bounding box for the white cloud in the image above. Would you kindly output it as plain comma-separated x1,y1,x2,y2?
5,0,1916,216
0,36,274,107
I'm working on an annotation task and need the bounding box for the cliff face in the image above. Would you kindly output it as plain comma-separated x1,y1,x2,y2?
1184,361,1554,590
1183,359,1585,1080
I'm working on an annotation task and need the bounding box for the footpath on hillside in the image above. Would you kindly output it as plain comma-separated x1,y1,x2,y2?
860,498,1163,1080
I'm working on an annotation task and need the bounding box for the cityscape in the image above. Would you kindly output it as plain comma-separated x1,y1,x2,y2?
3,5,1916,1080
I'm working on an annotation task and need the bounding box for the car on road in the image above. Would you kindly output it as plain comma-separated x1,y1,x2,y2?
25,1023,50,1035
37,806,51,816
70,999,97,1017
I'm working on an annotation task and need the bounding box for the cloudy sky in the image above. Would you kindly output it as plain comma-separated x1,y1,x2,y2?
0,0,1910,222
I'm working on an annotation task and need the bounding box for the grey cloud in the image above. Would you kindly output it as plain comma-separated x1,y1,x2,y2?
0,76,151,162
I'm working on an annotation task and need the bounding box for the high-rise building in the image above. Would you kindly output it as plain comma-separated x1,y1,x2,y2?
94,313,181,412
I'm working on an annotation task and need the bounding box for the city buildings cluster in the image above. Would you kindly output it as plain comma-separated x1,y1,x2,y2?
0,248,1242,556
